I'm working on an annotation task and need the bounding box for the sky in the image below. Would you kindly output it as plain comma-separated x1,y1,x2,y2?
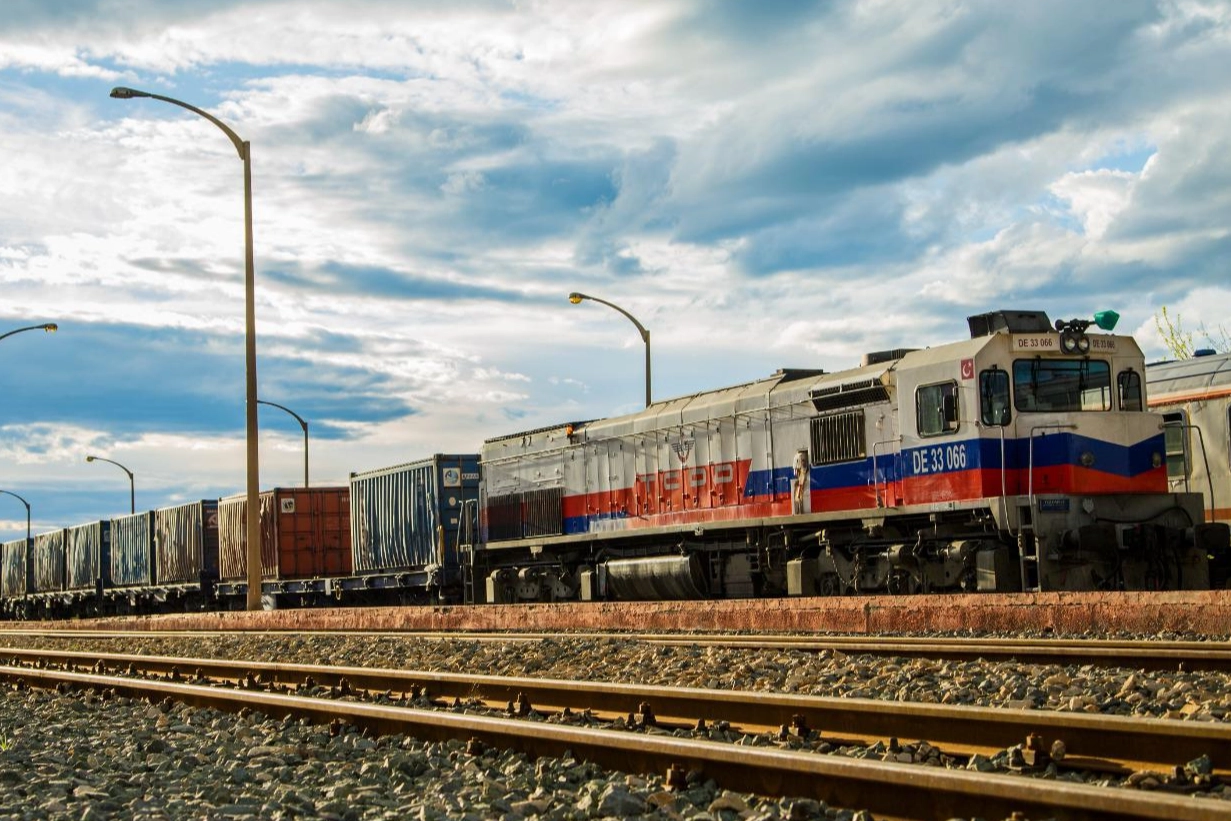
2,0,1231,541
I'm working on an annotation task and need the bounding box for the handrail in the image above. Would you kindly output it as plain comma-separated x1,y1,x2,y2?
1163,420,1215,523
870,438,901,508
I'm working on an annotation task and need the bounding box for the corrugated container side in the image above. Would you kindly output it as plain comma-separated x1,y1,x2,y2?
350,454,479,575
218,492,276,582
65,521,109,592
154,500,219,585
219,488,351,581
32,530,66,594
1,538,28,599
109,511,154,588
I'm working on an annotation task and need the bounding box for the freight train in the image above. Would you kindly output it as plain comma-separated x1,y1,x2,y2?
2,309,1228,619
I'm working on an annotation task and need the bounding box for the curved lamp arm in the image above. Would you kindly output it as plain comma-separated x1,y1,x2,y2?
0,323,57,343
569,292,648,341
110,87,246,160
568,292,652,407
86,455,135,514
0,489,32,546
257,400,310,488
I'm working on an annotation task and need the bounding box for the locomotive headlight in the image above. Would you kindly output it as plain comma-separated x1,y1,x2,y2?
1079,450,1096,467
1152,452,1163,468
1076,334,1090,354
1061,331,1079,354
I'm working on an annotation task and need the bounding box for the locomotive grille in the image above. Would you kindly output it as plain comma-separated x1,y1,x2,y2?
810,411,867,465
809,379,889,412
486,488,564,541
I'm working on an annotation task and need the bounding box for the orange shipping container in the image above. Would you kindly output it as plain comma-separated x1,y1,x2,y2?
217,488,351,582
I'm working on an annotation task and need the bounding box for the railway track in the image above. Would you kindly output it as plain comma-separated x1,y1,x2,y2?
4,627,1230,671
0,650,1224,821
4,648,1230,793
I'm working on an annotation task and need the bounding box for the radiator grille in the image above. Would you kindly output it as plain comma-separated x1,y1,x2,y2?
486,488,563,541
810,411,866,465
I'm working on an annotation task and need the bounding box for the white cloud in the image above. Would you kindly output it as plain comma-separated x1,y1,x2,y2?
2,1,1231,537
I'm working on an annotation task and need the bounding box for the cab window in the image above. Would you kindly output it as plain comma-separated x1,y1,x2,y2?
1117,370,1143,411
979,368,1011,426
1013,358,1111,412
917,381,959,437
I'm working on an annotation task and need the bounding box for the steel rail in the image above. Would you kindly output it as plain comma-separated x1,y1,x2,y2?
2,647,1226,776
3,628,1230,671
0,664,1222,821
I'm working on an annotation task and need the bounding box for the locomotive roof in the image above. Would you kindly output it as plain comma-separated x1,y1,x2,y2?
494,325,1140,446
1146,350,1231,403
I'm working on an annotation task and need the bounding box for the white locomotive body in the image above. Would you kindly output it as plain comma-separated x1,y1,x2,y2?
475,310,1227,601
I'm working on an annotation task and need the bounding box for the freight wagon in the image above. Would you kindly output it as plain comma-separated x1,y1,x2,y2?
28,529,65,617
215,487,351,607
0,537,29,618
347,454,480,603
106,501,218,612
64,520,110,614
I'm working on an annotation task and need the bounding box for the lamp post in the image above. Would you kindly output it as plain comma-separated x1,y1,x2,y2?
257,400,309,488
111,86,262,610
85,455,135,514
568,292,652,407
0,490,31,552
0,323,58,343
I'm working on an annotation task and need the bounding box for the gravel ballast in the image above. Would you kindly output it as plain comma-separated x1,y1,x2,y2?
2,631,1230,818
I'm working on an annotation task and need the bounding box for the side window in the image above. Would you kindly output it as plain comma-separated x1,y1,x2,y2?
1118,370,1143,411
1162,410,1189,479
917,381,959,437
979,368,1011,426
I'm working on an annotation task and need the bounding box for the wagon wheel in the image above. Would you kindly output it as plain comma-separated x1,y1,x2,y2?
887,569,919,595
818,574,842,597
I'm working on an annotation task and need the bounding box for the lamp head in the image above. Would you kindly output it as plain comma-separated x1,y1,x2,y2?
109,87,150,100
1093,310,1120,331
86,455,96,463
568,292,585,304
42,323,57,333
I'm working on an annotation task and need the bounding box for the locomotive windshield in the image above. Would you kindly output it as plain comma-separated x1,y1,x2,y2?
1013,358,1111,412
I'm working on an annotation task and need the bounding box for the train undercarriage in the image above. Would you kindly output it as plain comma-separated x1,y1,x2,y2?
471,497,1228,603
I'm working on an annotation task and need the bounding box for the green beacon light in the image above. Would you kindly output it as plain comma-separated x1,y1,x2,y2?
1093,310,1120,332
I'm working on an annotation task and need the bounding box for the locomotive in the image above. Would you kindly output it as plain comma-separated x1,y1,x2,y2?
1146,349,1231,532
474,308,1228,602
2,309,1227,619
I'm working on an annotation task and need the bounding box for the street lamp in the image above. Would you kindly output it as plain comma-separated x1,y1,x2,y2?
257,399,309,488
0,323,58,343
111,85,262,610
568,292,652,407
85,455,135,514
0,490,31,555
